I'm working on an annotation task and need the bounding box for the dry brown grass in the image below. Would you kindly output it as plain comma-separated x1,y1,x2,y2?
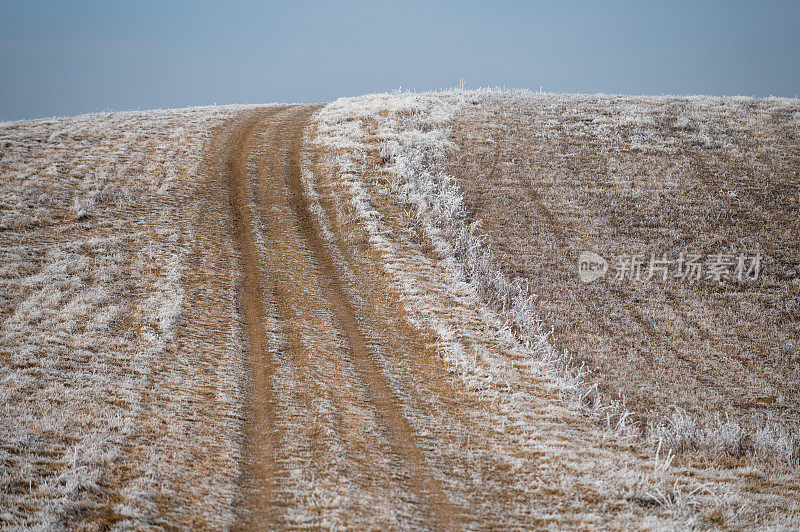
315,92,800,528
0,106,253,528
3,92,799,529
446,92,800,467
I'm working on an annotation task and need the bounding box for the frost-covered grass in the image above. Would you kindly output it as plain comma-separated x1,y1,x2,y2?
313,89,800,527
0,106,253,528
317,90,626,427
445,90,800,470
3,89,798,528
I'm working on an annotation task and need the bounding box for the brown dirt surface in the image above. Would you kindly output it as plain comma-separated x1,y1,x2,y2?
198,106,460,528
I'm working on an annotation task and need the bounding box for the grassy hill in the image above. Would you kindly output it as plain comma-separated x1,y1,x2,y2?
2,91,798,529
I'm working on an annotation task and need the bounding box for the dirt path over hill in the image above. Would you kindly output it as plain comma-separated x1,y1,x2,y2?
197,106,463,529
190,105,731,529
4,96,798,530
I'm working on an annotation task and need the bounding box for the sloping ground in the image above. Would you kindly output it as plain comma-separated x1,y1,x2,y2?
445,92,800,461
201,105,705,529
313,92,800,528
2,92,799,529
0,106,254,528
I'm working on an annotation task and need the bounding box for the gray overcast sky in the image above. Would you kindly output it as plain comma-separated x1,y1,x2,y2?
1,0,798,121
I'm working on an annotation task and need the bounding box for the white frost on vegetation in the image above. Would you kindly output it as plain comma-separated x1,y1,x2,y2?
317,90,619,419
0,105,254,529
318,90,800,468
313,89,800,526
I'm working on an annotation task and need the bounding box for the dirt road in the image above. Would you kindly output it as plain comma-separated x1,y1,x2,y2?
193,106,458,528
190,106,694,529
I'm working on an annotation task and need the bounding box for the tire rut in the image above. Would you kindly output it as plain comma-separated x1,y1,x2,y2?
281,107,457,529
217,107,285,527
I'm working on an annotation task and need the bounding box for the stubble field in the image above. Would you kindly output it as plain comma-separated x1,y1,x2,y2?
1,91,799,529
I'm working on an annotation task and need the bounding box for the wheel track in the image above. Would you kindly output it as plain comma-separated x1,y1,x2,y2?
216,107,285,527
278,106,458,529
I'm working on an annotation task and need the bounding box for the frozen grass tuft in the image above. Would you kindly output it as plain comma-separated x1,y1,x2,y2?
648,408,800,466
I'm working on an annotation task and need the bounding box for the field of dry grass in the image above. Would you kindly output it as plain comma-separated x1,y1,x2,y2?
1,91,799,529
446,92,800,467
319,91,800,528
0,106,255,528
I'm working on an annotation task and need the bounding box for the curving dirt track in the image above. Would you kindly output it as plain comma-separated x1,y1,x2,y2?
195,106,461,528
191,106,700,529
